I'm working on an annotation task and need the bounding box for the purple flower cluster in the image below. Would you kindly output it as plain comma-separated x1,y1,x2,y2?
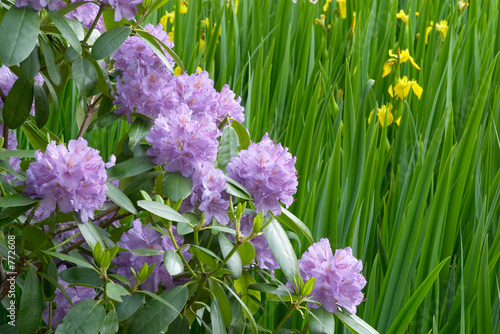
24,138,115,222
65,0,105,33
227,133,298,216
114,220,191,292
191,163,230,225
112,23,176,121
239,215,279,273
42,265,96,328
102,0,142,21
296,239,366,314
14,0,64,11
145,105,218,177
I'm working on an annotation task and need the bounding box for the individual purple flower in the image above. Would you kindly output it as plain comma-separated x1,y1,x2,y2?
42,265,96,328
15,0,47,10
190,163,230,225
145,104,219,177
226,133,298,216
0,122,21,183
296,238,366,314
239,215,279,273
114,220,191,292
23,138,115,222
102,0,142,21
216,84,245,124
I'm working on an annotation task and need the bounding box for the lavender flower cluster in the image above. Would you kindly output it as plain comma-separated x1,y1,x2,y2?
24,138,115,222
296,239,366,314
114,220,191,291
227,133,298,215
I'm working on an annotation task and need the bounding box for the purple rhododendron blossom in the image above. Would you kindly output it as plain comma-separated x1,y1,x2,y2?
15,0,47,10
42,265,96,328
145,104,219,177
190,163,230,225
102,0,141,21
114,220,191,292
296,238,366,314
227,133,298,215
24,138,115,222
216,84,245,124
65,0,105,33
0,122,21,183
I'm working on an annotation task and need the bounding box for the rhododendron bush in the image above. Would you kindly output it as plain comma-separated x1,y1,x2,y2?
0,1,373,333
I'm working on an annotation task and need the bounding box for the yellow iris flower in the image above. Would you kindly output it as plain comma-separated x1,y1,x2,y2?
315,14,326,26
336,0,346,19
323,0,332,12
389,76,423,100
458,1,469,12
160,10,175,30
201,17,209,27
226,0,239,14
368,103,400,127
425,20,449,44
180,1,188,14
382,49,420,78
396,10,408,26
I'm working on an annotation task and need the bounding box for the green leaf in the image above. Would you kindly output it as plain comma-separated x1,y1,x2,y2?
129,248,164,256
218,233,242,279
137,200,189,223
18,268,43,334
0,150,35,159
218,126,239,171
128,286,188,334
225,176,252,200
72,57,97,100
55,299,106,334
164,250,183,276
115,293,143,322
335,312,379,334
210,298,228,334
21,122,48,150
100,310,119,334
232,121,251,150
40,39,61,86
107,155,154,181
162,172,193,202
106,281,130,302
248,283,295,296
237,241,255,266
278,207,314,245
59,267,103,287
309,307,335,334
3,76,34,129
189,244,221,268
0,194,38,208
0,6,39,66
234,271,261,315
128,117,153,151
136,29,175,74
264,218,299,282
92,26,132,60
20,45,40,79
78,222,107,249
386,257,449,334
42,250,94,269
42,260,58,299
106,182,138,215
209,279,233,328
34,82,50,129
478,244,493,334
47,11,82,54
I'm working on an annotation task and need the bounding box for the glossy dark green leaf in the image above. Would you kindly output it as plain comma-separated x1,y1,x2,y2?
42,260,58,299
219,233,242,279
106,281,130,302
100,310,119,334
18,268,43,334
335,312,379,334
164,250,183,276
264,218,299,282
107,155,154,181
42,250,94,269
232,121,251,150
115,293,144,322
165,316,189,334
248,283,295,296
55,299,106,334
0,6,39,66
128,117,153,151
137,200,189,223
211,298,228,334
237,241,255,266
106,182,138,215
59,267,103,287
3,76,34,129
40,40,61,86
34,82,50,128
0,194,38,208
20,45,40,79
162,172,193,202
219,126,239,171
72,57,98,101
210,280,233,328
92,26,132,60
21,122,48,150
47,11,82,54
189,244,220,268
278,207,314,245
309,307,335,334
128,286,188,334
